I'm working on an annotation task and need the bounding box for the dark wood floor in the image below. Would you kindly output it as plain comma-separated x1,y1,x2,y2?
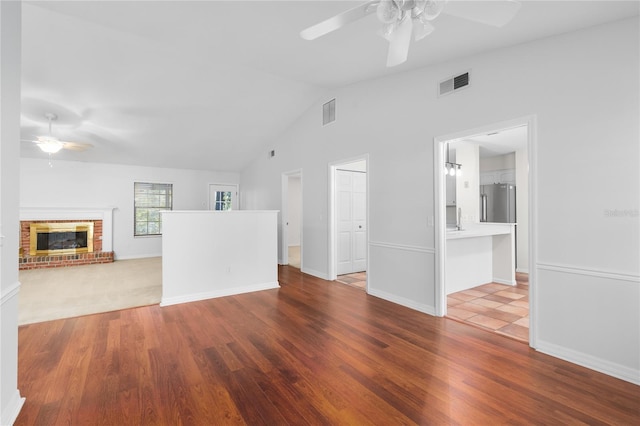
16,266,639,425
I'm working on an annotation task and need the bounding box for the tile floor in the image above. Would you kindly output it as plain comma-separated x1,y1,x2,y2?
337,271,528,342
336,271,367,290
447,273,529,342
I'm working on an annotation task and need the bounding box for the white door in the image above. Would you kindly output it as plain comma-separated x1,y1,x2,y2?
337,170,367,275
209,184,239,210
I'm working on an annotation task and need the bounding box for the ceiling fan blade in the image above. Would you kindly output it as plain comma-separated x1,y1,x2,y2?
62,141,93,152
300,0,379,40
387,13,413,67
444,0,521,28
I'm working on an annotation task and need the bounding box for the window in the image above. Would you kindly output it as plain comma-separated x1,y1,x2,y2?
208,184,238,210
134,182,173,236
213,191,232,211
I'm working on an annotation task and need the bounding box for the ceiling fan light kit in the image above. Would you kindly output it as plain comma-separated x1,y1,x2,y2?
300,0,521,67
22,112,93,155
37,113,64,153
37,138,64,154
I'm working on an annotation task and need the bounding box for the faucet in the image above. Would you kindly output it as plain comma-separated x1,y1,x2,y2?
457,207,463,231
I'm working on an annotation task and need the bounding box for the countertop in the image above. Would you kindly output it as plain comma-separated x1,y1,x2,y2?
446,222,516,240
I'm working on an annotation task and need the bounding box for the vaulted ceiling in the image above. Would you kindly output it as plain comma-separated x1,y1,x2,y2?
20,1,639,171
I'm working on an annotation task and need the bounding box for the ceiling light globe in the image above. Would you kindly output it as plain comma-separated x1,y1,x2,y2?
38,141,64,154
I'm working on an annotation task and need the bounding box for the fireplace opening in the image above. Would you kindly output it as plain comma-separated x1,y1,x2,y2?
30,222,94,256
37,231,88,251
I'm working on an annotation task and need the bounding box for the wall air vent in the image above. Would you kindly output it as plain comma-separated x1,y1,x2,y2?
323,98,336,126
439,71,470,97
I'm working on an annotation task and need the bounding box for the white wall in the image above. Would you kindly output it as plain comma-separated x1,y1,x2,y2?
287,176,301,246
480,153,516,172
241,19,639,383
0,1,25,423
454,142,480,224
161,211,279,306
20,158,239,259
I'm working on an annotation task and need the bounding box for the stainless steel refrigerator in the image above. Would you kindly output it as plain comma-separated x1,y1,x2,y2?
480,183,516,223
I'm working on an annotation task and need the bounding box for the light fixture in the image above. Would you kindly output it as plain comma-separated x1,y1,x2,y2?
444,143,462,176
37,113,64,154
37,137,64,154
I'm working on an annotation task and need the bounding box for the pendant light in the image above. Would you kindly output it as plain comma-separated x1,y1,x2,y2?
444,143,462,176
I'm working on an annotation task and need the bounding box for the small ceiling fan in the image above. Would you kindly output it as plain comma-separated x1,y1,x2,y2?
300,0,521,67
22,112,93,154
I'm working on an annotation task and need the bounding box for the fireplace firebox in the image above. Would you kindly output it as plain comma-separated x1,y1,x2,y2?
30,222,94,256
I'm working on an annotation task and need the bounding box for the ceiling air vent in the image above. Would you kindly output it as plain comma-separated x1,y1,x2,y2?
439,71,470,97
323,98,336,126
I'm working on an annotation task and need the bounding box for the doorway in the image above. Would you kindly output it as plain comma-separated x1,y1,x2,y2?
329,157,368,289
281,170,302,269
434,116,537,346
209,183,239,210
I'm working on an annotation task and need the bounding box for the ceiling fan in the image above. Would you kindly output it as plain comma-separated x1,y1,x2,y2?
22,112,93,154
300,0,522,67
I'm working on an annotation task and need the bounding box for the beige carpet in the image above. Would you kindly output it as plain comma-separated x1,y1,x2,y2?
18,257,162,325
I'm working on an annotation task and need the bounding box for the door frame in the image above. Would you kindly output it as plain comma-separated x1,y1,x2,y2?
281,169,303,267
433,115,538,347
208,183,239,210
328,155,369,283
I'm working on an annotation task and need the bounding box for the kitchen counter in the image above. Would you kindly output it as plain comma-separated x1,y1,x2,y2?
446,222,515,239
446,222,516,294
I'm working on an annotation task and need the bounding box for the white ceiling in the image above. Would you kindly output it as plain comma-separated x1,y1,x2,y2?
20,1,639,171
464,125,528,158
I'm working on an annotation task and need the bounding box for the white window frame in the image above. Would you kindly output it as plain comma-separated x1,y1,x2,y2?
134,182,173,236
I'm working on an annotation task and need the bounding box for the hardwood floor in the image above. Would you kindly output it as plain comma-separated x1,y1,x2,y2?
16,266,639,425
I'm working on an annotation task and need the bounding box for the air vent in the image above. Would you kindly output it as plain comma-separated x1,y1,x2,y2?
439,71,470,97
323,98,336,125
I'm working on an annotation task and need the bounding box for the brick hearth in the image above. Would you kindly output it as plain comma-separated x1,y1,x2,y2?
19,251,115,270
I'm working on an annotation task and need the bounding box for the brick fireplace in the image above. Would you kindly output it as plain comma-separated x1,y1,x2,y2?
19,207,115,270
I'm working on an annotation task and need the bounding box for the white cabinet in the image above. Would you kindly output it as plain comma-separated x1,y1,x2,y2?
480,169,515,185
446,223,516,294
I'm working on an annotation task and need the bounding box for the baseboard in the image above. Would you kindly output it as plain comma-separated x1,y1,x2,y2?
1,389,25,426
368,288,436,316
493,277,516,285
160,281,280,307
115,253,162,261
516,267,529,274
301,267,330,281
536,339,640,386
